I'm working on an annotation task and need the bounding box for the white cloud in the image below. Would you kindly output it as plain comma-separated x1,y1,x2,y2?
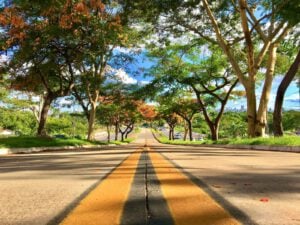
114,46,142,54
0,54,9,64
139,80,150,85
146,101,158,106
114,68,138,84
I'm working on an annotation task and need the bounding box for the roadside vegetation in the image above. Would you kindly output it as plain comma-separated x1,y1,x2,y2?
0,136,135,149
153,129,300,147
0,1,299,149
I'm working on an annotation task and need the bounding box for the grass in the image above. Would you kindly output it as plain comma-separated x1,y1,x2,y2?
152,129,300,147
111,138,135,145
0,136,135,148
219,136,300,146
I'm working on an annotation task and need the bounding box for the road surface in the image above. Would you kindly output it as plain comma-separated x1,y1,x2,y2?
0,129,299,225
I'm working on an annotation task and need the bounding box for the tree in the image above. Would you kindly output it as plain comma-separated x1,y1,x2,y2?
148,44,239,140
138,103,157,126
95,82,141,142
1,1,135,139
0,1,89,136
124,0,300,137
172,99,198,141
118,100,141,142
0,67,45,128
273,50,300,135
157,106,179,141
97,103,118,142
272,3,300,136
65,1,139,141
156,92,198,141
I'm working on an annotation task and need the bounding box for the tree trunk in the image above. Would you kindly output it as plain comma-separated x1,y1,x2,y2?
87,102,97,141
208,123,219,141
119,125,130,142
169,127,172,140
120,132,125,142
107,124,111,142
183,128,188,141
115,121,119,141
183,121,188,141
199,106,220,141
168,125,175,140
37,93,54,136
125,124,134,139
187,120,193,141
274,49,300,136
255,44,277,137
245,82,257,137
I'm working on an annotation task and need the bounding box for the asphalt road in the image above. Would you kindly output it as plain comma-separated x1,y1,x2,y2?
0,129,299,225
0,146,138,225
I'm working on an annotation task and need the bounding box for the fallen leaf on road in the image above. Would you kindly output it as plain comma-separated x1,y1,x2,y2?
260,198,269,202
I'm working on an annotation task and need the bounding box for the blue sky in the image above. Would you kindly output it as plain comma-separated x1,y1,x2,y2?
226,77,299,111
1,44,298,112
0,0,298,111
120,51,299,111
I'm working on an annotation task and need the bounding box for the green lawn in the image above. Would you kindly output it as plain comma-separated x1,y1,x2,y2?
153,130,300,147
217,136,300,146
0,136,134,148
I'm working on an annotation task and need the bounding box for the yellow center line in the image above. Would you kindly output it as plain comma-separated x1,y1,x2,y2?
60,150,142,225
148,148,241,225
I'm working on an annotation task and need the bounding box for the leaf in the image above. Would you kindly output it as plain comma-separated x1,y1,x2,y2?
260,198,269,202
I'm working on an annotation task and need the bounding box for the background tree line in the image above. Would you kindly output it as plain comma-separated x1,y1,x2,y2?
0,0,299,142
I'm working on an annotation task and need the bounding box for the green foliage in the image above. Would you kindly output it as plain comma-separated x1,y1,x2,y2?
0,108,89,137
0,108,37,135
219,112,248,138
46,113,87,138
269,110,300,133
273,0,300,26
192,114,210,134
97,104,119,126
282,111,300,131
158,110,299,139
153,128,300,147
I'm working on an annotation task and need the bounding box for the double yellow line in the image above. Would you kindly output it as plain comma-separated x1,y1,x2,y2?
60,148,240,225
60,150,142,225
149,149,240,225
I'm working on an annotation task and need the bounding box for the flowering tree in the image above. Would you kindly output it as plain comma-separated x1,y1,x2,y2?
0,0,133,138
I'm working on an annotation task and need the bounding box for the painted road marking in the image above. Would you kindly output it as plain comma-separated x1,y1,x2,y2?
60,150,142,225
120,152,148,225
60,146,241,225
149,149,241,225
145,151,174,225
121,151,174,225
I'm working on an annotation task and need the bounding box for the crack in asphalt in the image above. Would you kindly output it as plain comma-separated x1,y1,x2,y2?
144,150,151,225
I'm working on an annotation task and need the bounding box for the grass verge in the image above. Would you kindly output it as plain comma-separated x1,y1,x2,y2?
0,136,134,148
152,129,300,147
111,138,135,145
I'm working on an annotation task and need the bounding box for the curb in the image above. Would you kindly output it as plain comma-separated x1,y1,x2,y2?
151,130,300,153
0,144,118,155
177,143,300,153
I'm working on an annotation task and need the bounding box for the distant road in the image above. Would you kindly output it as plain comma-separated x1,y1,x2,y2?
0,129,299,225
